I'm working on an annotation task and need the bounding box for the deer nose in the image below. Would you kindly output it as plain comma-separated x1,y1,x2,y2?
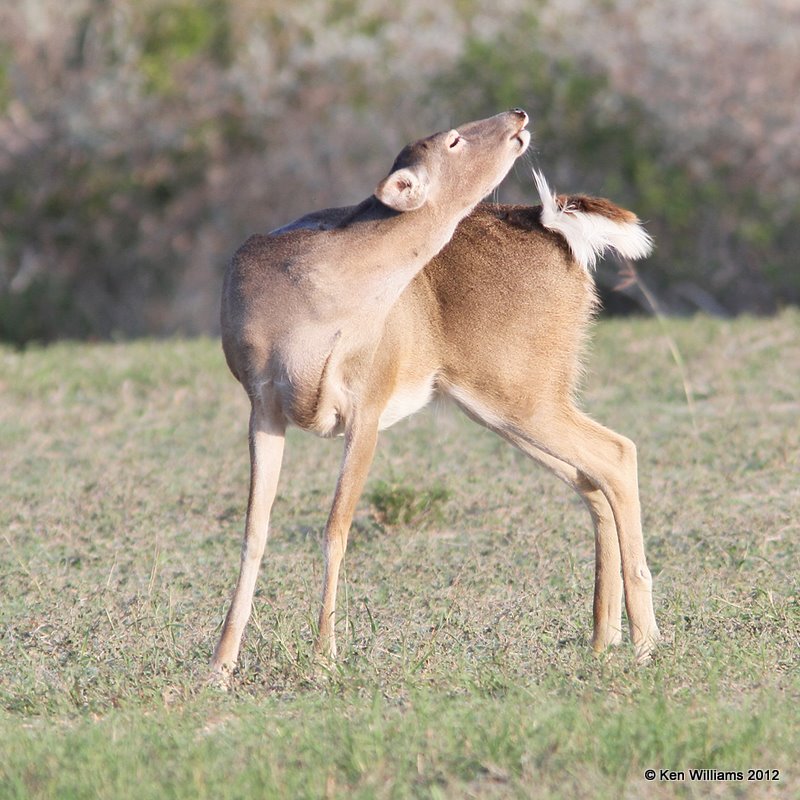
509,108,528,126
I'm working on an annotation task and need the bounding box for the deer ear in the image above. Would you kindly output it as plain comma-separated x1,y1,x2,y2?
374,166,430,212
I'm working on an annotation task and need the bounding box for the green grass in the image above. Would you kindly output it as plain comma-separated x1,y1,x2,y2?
1,312,798,798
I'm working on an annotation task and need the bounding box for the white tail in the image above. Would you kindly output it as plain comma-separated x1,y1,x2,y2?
534,169,653,271
210,117,661,686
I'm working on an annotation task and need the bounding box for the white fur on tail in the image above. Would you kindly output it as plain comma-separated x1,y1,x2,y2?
533,169,653,271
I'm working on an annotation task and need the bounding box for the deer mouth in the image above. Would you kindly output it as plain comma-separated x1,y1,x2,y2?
513,128,531,152
510,111,530,151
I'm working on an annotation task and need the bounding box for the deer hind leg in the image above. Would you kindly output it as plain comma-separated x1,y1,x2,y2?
316,410,380,660
501,437,624,650
509,406,659,662
210,397,286,683
581,472,625,650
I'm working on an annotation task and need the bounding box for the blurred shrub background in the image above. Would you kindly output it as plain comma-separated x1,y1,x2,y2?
1,0,798,343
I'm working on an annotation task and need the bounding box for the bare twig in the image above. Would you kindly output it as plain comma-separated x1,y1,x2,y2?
617,261,699,436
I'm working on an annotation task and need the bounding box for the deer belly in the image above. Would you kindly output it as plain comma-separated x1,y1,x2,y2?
378,373,436,430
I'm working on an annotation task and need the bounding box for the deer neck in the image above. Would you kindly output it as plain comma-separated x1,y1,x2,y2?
328,197,465,314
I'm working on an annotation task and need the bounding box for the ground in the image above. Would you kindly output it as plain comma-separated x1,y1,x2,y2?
0,311,797,798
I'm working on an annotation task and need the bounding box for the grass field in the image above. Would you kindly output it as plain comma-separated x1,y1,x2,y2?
1,311,798,798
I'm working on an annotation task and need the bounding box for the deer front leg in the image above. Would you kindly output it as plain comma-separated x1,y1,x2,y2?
316,412,379,660
210,400,286,684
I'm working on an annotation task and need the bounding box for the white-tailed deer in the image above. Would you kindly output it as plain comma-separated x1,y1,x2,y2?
211,109,659,684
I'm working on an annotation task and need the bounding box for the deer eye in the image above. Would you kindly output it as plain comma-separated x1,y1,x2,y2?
449,135,462,149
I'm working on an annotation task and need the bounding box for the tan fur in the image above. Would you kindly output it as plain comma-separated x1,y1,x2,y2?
209,112,659,685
